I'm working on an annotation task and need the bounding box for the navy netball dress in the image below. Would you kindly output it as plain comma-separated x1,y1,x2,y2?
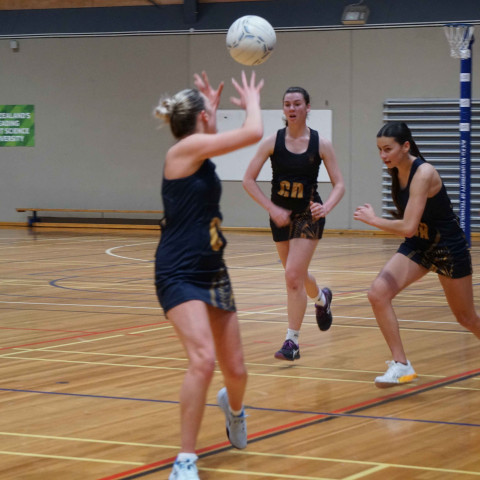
270,127,322,213
269,127,325,241
155,159,236,313
397,157,471,278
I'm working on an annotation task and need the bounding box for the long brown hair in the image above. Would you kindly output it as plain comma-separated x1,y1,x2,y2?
377,122,425,218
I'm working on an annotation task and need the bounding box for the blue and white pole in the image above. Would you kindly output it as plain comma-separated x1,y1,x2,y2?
459,35,474,246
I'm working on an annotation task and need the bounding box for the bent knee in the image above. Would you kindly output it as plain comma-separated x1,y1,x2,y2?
285,270,305,292
455,312,480,332
223,359,248,382
367,282,393,306
190,352,216,380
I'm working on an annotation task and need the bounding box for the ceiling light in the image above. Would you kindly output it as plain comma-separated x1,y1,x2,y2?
341,1,369,25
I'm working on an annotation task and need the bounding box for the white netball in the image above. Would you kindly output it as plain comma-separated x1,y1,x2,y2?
226,15,276,66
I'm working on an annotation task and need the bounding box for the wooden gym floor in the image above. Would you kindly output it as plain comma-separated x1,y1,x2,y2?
0,227,479,479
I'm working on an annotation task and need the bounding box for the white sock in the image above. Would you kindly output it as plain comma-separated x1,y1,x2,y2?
230,406,244,416
177,452,198,462
286,328,300,345
315,288,326,306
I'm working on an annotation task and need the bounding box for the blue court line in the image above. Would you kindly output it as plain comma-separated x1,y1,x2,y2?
98,367,480,479
29,263,153,277
0,387,479,429
49,277,155,295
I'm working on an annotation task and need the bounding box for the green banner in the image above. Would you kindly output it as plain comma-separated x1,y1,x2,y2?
0,105,35,147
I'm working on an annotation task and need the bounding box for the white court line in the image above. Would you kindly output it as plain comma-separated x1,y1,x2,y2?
0,450,142,465
0,431,178,449
0,300,161,310
106,242,156,262
231,451,480,477
0,299,465,328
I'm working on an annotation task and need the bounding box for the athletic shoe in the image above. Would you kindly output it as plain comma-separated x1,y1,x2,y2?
315,287,333,331
169,457,199,480
274,339,300,361
374,360,417,388
217,387,247,449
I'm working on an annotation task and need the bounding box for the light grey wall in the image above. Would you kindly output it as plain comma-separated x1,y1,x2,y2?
1,27,478,229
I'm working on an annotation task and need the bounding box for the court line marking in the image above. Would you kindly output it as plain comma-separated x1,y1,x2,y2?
0,432,178,449
9,347,478,384
1,384,479,430
2,351,479,390
344,465,388,479
0,450,142,465
94,366,480,480
0,354,374,383
200,466,334,479
0,300,162,310
1,387,479,478
105,243,157,262
0,299,467,328
2,232,480,476
0,323,171,351
213,451,480,477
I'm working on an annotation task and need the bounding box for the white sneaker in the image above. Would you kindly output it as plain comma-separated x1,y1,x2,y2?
375,360,417,388
169,457,199,480
217,387,247,449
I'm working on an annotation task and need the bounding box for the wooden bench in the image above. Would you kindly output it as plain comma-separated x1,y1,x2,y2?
16,208,164,229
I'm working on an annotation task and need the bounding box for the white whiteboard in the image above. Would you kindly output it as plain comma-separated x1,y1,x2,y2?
213,109,332,181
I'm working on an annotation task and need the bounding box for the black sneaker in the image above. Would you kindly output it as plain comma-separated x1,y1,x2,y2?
274,339,300,361
315,287,333,331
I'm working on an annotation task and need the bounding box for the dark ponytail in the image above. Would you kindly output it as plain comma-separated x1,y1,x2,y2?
377,122,425,219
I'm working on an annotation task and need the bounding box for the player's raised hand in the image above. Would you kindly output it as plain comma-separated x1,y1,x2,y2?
193,71,224,111
230,70,264,109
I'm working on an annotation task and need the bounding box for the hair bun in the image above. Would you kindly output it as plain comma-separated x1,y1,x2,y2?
154,95,174,121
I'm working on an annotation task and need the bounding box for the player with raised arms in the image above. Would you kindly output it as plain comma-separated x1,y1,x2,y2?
154,70,264,480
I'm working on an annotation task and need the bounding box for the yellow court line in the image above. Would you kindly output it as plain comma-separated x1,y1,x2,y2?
0,300,162,310
200,467,330,479
343,465,389,479
0,352,369,383
245,361,442,378
238,316,471,334
0,356,188,372
232,451,480,476
0,347,441,380
0,431,178,449
6,347,479,389
0,260,144,266
239,306,288,315
25,326,170,349
0,355,372,383
228,251,280,259
1,326,173,355
0,450,142,465
4,345,477,380
320,314,459,326
0,298,458,327
229,266,384,275
332,323,472,335
32,349,449,379
13,348,186,362
445,385,480,391
9,349,477,389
